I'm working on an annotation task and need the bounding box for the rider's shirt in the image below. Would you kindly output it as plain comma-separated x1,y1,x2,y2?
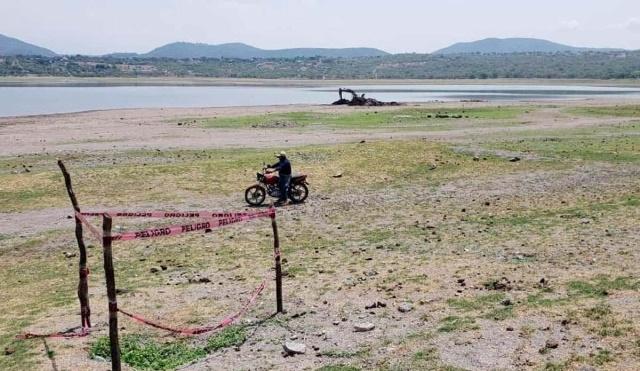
271,158,292,176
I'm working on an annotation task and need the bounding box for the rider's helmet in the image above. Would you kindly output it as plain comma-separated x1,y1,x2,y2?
276,151,287,159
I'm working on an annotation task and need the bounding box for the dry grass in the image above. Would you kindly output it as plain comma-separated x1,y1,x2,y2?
1,103,639,370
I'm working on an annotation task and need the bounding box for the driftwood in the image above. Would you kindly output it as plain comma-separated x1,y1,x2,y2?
332,88,399,106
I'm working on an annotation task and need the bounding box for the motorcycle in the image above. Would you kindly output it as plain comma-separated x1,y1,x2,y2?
244,167,309,206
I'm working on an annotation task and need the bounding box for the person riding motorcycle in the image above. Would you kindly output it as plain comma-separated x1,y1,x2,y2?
267,151,292,205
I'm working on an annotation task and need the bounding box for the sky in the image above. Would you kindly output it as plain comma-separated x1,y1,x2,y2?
1,0,639,55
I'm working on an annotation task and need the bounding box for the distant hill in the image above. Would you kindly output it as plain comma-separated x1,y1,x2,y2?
433,37,621,55
0,34,57,57
142,42,389,59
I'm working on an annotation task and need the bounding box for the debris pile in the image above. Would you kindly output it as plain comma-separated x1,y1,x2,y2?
332,88,399,106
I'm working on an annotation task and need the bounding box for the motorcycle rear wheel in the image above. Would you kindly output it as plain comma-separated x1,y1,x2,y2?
245,185,267,206
288,183,309,203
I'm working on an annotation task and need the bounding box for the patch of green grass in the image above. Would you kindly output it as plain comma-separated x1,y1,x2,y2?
90,335,206,370
526,289,569,308
469,194,640,231
413,348,438,362
88,326,247,370
568,276,640,298
191,106,529,129
584,303,612,320
284,264,308,278
1,139,512,213
487,126,640,163
446,293,513,323
592,349,614,366
527,276,639,310
483,306,514,321
364,229,394,244
582,303,631,337
405,330,434,341
0,334,39,371
204,325,247,352
567,105,640,117
447,293,505,312
438,316,479,333
320,348,369,359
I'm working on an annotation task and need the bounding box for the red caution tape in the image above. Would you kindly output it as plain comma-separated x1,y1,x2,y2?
74,211,103,241
110,209,274,242
118,279,266,335
82,211,266,219
17,327,90,340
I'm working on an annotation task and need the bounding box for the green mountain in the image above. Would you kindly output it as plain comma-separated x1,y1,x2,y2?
434,37,620,55
143,42,389,59
0,33,57,57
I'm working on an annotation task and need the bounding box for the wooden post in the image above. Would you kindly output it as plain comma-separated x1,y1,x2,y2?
102,214,121,371
270,212,284,313
57,160,91,329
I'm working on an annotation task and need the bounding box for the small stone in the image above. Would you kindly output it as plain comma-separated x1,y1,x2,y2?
501,299,512,306
332,173,343,178
365,301,386,309
545,339,559,349
354,323,375,332
506,326,514,331
150,267,160,273
4,347,15,355
332,320,340,326
199,277,211,283
398,303,413,313
509,157,521,162
63,251,77,259
283,341,306,355
160,265,168,271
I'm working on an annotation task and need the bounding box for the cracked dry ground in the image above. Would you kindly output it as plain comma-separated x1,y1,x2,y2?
1,102,639,370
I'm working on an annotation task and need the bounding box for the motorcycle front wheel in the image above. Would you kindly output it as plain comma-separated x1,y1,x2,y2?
245,185,267,206
288,183,309,203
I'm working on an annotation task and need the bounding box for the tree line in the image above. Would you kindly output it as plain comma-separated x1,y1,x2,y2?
1,51,639,79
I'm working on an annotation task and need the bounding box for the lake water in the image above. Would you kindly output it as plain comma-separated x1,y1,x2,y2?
1,84,639,117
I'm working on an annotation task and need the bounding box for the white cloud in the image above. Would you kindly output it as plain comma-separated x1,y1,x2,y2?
560,19,580,30
621,17,640,32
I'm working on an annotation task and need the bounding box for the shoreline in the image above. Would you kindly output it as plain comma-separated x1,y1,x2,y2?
1,76,640,87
